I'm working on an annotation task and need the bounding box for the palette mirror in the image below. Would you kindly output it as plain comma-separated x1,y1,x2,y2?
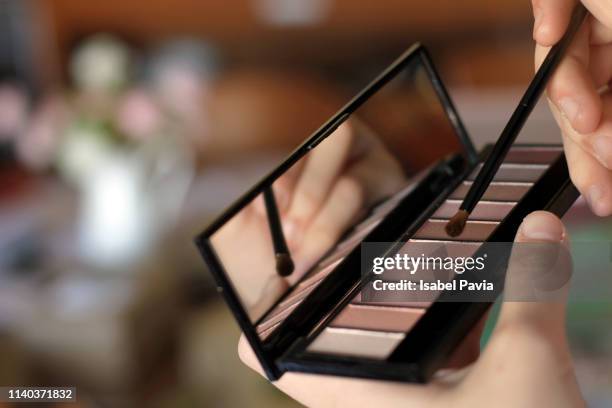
208,56,468,330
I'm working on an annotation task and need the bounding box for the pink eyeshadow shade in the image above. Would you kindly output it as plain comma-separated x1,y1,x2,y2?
449,181,532,201
504,146,562,164
257,301,301,335
468,163,548,182
259,322,282,339
413,219,498,241
257,259,343,336
330,304,425,332
405,239,481,258
351,292,431,309
359,281,441,304
431,199,514,221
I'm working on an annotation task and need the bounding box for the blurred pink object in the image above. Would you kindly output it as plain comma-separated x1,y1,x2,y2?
0,83,28,140
154,61,205,121
16,94,70,171
116,88,162,141
153,59,209,149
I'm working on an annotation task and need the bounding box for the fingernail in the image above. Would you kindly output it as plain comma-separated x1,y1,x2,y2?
283,220,302,249
587,184,610,217
284,219,296,241
558,97,580,123
519,212,565,242
592,135,612,169
533,7,544,38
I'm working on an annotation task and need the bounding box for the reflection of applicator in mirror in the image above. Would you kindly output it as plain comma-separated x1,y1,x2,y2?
263,187,295,277
445,3,588,237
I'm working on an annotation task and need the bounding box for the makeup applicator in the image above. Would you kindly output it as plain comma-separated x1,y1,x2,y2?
263,186,295,276
445,3,588,237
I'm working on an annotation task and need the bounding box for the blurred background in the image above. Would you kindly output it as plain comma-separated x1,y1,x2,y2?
0,0,611,407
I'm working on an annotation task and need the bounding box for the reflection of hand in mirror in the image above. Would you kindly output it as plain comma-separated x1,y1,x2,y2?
276,119,406,273
211,119,406,321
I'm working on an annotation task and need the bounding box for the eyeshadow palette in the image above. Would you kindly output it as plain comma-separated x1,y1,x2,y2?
195,44,579,383
302,145,562,360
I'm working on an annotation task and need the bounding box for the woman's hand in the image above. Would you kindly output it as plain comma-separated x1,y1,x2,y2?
238,211,584,407
532,0,612,216
211,119,405,320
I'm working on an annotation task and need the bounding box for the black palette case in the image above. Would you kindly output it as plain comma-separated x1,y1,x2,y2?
195,43,578,383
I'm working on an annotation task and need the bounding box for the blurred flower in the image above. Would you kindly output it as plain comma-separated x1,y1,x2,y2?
15,34,209,175
16,94,69,171
148,40,217,147
69,34,132,92
56,121,116,187
115,88,162,141
153,60,204,121
0,83,28,140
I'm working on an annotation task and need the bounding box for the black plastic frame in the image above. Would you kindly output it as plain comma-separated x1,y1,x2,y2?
195,43,476,380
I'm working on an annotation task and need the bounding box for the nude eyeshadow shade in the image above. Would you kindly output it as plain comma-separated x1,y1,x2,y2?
330,304,425,332
307,328,406,360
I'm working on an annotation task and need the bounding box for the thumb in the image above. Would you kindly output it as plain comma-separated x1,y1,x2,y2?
467,212,583,406
496,211,572,335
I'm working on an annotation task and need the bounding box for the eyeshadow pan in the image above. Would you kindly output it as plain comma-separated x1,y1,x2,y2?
257,259,343,336
358,285,437,304
351,292,431,308
468,163,548,182
259,321,282,339
431,199,514,221
504,146,562,164
413,219,498,241
257,301,301,335
404,239,481,258
353,299,432,308
330,304,425,332
449,181,532,201
307,327,405,359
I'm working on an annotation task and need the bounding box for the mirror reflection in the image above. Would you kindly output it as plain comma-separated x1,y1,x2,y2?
210,58,465,326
